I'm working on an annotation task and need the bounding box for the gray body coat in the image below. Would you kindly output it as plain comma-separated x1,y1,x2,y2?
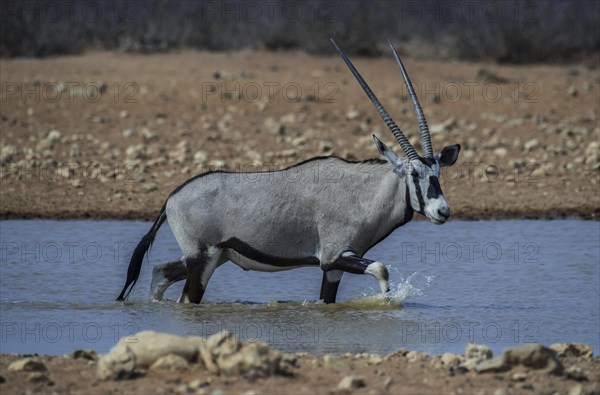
116,39,460,304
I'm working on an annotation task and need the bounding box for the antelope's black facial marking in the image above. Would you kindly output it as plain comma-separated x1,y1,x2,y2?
411,170,425,213
427,176,442,199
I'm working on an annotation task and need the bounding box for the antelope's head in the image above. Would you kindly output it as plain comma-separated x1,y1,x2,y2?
333,39,460,224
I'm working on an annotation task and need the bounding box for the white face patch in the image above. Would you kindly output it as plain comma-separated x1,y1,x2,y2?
405,159,450,224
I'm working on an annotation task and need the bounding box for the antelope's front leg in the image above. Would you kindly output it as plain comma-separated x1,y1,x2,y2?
328,252,390,294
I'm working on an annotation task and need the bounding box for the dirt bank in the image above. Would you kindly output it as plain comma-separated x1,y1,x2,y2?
1,50,599,220
1,346,598,395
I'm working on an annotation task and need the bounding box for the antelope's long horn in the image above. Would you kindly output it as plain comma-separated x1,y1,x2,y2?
331,38,419,161
388,39,433,158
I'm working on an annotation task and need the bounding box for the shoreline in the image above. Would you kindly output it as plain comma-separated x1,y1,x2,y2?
1,335,597,395
1,51,599,225
1,208,598,221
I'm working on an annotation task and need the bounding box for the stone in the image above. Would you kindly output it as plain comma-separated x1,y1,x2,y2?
0,145,17,163
475,344,563,375
430,117,456,134
569,384,584,395
524,138,540,152
465,343,493,361
565,366,588,381
323,354,346,370
72,349,97,361
319,140,333,153
96,344,136,380
70,144,80,158
406,351,428,362
441,352,462,367
280,113,296,124
141,127,159,142
70,179,83,188
368,355,383,365
125,143,147,159
493,147,508,158
463,343,493,370
8,358,48,372
550,343,593,359
337,375,366,390
200,330,282,376
27,372,51,384
291,136,306,147
511,372,528,381
263,117,284,136
47,129,62,143
217,113,233,133
279,353,297,374
194,150,208,162
142,182,158,192
119,331,199,368
346,108,361,121
149,354,189,372
567,86,578,97
122,128,136,137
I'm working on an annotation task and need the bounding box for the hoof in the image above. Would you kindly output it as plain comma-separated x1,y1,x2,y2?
365,261,390,293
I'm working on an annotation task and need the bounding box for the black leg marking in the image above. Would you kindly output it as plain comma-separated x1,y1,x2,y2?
185,256,206,304
150,260,186,301
326,253,389,294
328,254,374,274
320,270,343,304
179,248,223,304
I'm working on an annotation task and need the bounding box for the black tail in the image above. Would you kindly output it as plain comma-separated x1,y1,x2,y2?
116,203,167,301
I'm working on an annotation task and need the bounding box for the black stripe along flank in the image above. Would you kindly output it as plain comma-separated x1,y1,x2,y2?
217,237,320,268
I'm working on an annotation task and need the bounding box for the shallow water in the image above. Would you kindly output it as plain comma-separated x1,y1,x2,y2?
0,219,598,356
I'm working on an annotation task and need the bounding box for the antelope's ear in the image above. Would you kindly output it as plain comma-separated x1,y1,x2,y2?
373,134,403,168
438,144,461,167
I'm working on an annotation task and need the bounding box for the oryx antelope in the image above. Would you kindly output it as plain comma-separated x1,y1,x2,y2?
116,39,460,304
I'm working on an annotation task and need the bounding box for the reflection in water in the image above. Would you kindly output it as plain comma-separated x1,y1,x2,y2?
0,219,598,356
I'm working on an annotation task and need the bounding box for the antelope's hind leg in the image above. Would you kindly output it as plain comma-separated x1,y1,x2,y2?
178,247,223,304
150,260,186,301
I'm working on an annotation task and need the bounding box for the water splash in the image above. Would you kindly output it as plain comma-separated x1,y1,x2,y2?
347,268,435,308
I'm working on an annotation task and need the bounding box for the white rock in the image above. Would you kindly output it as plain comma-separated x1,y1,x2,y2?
493,147,508,157
441,352,462,367
96,344,136,380
465,343,493,361
549,343,593,359
346,108,361,121
0,145,17,163
122,128,136,137
524,138,540,152
8,358,48,372
337,375,365,390
141,127,159,142
119,331,198,368
148,354,189,372
200,330,282,376
47,130,62,143
319,140,333,152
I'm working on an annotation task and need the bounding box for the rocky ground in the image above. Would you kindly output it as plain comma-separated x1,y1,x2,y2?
0,51,599,220
1,331,598,395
